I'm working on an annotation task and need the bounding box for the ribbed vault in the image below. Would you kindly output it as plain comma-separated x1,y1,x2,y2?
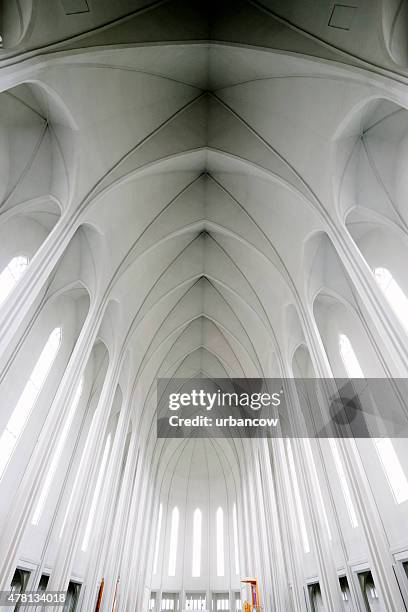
2,2,408,610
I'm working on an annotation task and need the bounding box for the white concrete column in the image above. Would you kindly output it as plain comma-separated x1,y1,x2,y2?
0,214,77,364
332,226,408,376
282,374,346,612
271,437,308,612
79,390,133,612
46,355,121,597
115,440,150,611
260,439,294,611
0,301,103,590
126,436,157,610
302,308,407,611
100,429,140,612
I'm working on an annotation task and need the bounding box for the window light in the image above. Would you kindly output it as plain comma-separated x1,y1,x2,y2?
374,267,408,332
0,256,29,306
192,508,202,577
339,334,408,506
286,440,311,553
232,503,240,574
81,432,112,552
373,437,408,504
303,438,332,540
60,407,99,538
329,438,358,528
168,506,179,576
339,334,364,379
0,327,61,479
216,507,225,576
32,379,83,525
153,503,163,574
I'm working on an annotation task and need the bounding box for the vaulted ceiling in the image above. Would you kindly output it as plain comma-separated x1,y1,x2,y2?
2,0,408,491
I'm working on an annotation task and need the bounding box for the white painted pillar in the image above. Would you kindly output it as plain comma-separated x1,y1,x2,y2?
260,439,294,611
46,356,121,598
302,307,407,611
332,226,408,377
0,301,103,590
0,215,77,364
100,428,140,612
116,440,150,611
79,389,133,611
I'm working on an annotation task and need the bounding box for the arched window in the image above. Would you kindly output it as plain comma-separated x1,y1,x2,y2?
216,507,224,576
286,440,310,553
59,406,99,539
31,379,83,525
168,506,179,576
0,255,29,306
81,432,112,552
374,267,408,332
153,503,163,575
373,438,408,504
339,335,408,505
0,327,61,479
232,503,240,575
192,508,202,577
339,334,364,378
329,438,358,528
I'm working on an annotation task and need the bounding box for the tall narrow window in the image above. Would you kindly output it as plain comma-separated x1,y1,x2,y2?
0,327,61,479
303,439,332,540
216,507,224,576
168,506,179,576
192,508,202,577
232,503,240,575
0,255,29,306
32,379,83,525
81,433,112,552
153,503,163,575
329,438,358,528
374,267,408,332
373,438,408,504
60,406,99,538
339,334,364,378
339,334,408,506
286,440,310,553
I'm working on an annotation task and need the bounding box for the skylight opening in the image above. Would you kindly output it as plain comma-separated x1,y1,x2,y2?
0,327,61,480
216,506,225,576
32,378,83,526
153,503,163,575
286,440,311,553
0,256,29,307
168,506,179,576
374,267,408,332
81,433,112,552
192,508,202,577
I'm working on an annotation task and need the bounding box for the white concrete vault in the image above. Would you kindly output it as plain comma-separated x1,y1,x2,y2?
1,2,408,612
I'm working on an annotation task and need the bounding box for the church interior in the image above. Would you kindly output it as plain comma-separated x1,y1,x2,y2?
0,1,408,610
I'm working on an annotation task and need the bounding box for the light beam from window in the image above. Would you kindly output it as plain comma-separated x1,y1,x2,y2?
192,508,202,577
0,327,61,479
31,378,83,525
153,503,163,575
168,506,179,576
81,432,111,552
216,507,225,576
0,256,29,306
374,267,408,332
